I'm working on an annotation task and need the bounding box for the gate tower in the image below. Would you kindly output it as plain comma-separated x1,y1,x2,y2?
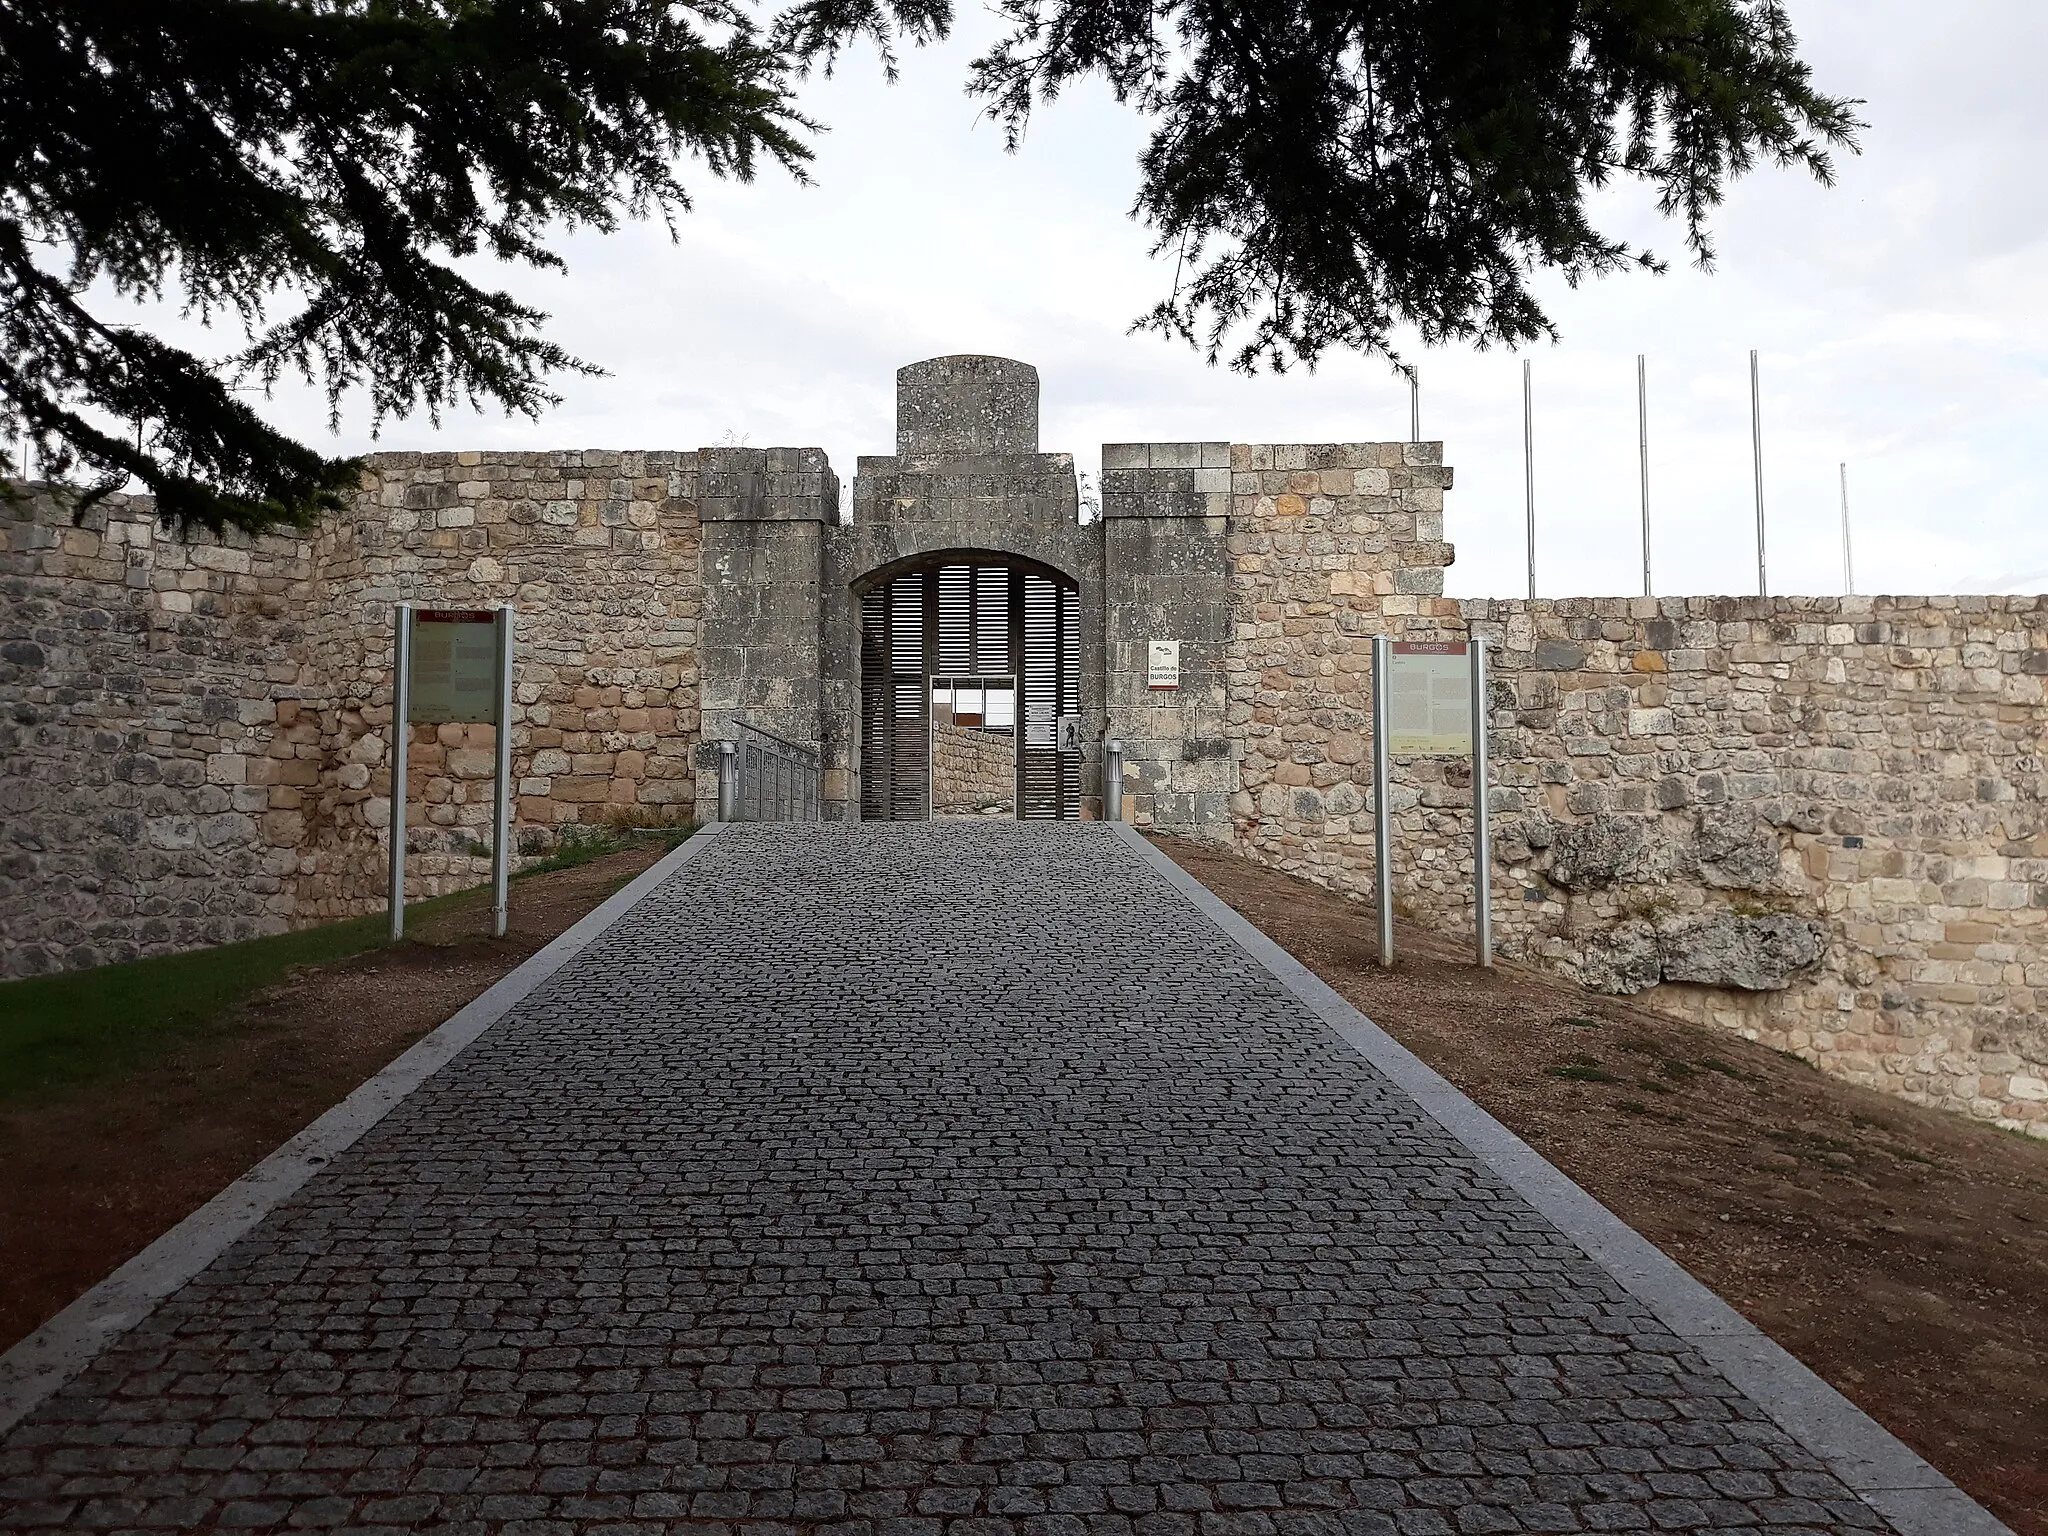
829,358,1099,821
697,354,1234,828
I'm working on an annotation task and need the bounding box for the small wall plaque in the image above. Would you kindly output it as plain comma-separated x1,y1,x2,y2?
1147,639,1181,690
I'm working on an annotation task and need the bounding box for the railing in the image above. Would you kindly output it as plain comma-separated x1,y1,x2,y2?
719,721,821,822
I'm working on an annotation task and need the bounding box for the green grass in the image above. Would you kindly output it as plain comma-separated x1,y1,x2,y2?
1545,1055,1622,1084
514,821,694,880
0,897,442,1105
0,823,695,1106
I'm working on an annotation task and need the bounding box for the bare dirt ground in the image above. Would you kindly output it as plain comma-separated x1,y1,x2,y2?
1157,835,2048,1534
0,840,670,1357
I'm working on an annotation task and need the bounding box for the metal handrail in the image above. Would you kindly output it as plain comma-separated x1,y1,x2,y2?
726,719,821,822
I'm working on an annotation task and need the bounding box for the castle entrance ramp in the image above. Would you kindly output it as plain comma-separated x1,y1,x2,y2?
0,820,1989,1534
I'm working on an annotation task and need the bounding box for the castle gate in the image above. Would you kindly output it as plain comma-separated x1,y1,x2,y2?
858,555,1082,821
693,354,1232,829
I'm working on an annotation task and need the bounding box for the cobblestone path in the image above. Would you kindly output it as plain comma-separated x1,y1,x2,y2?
2,824,1899,1534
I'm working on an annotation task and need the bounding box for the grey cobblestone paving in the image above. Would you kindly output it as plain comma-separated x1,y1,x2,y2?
1,823,1899,1534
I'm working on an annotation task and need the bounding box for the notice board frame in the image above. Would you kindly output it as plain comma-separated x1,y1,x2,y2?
388,604,515,941
1370,633,1492,971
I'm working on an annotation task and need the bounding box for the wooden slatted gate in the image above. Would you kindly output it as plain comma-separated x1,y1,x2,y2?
859,560,1080,820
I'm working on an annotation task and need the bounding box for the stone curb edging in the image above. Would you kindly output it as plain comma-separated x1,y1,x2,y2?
0,824,728,1440
1109,822,2011,1536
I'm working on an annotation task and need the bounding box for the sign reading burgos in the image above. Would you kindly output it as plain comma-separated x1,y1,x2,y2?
1388,641,1473,757
1147,638,1182,689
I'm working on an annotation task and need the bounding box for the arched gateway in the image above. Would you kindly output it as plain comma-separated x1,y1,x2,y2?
821,355,1107,823
856,553,1082,821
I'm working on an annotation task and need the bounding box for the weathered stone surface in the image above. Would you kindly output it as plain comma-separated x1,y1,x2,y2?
895,353,1038,457
931,718,1014,816
12,391,2048,1143
1578,919,1663,995
1696,803,1784,890
1222,448,2048,1134
1,452,712,975
1659,911,1827,990
1546,813,1655,887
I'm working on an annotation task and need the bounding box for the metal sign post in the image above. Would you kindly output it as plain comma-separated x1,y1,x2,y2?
387,604,514,942
1371,636,1395,966
490,607,514,938
1470,638,1493,968
1372,636,1493,970
387,604,414,943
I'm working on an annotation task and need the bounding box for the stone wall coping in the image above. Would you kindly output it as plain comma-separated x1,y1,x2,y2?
1101,442,1232,471
357,449,708,471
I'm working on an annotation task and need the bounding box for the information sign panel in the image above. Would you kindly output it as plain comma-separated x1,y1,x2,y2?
1388,641,1473,756
410,609,500,724
1147,639,1181,689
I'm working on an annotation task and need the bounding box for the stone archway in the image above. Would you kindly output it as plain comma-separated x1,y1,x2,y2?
854,551,1084,822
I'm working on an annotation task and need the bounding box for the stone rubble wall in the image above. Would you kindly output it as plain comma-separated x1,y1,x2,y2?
0,491,322,975
1222,443,2048,1136
11,424,2048,1138
0,453,711,976
302,452,706,922
931,719,1016,816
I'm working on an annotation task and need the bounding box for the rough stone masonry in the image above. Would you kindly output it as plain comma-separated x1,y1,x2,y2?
2,354,2045,1136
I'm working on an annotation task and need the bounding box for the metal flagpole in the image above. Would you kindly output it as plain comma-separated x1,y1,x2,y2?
1372,634,1394,968
1638,354,1652,597
489,605,515,939
1469,636,1492,968
1523,359,1536,600
1840,463,1855,596
387,604,413,942
1751,349,1767,596
1408,368,1420,443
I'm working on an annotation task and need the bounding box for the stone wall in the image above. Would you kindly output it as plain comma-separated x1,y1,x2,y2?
1100,444,1235,830
0,491,320,975
1,452,717,976
931,719,1016,816
1217,442,2048,1136
11,410,2048,1139
300,451,707,922
695,447,837,822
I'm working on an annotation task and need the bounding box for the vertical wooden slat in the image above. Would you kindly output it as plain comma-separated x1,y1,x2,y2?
860,559,1077,821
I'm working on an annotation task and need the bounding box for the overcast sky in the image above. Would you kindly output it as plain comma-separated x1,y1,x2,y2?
115,1,2048,600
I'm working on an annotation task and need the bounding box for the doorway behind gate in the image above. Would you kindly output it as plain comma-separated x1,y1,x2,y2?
859,559,1081,820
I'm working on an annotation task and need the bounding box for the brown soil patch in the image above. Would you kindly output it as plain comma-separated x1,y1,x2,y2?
1157,835,2048,1533
0,841,672,1356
